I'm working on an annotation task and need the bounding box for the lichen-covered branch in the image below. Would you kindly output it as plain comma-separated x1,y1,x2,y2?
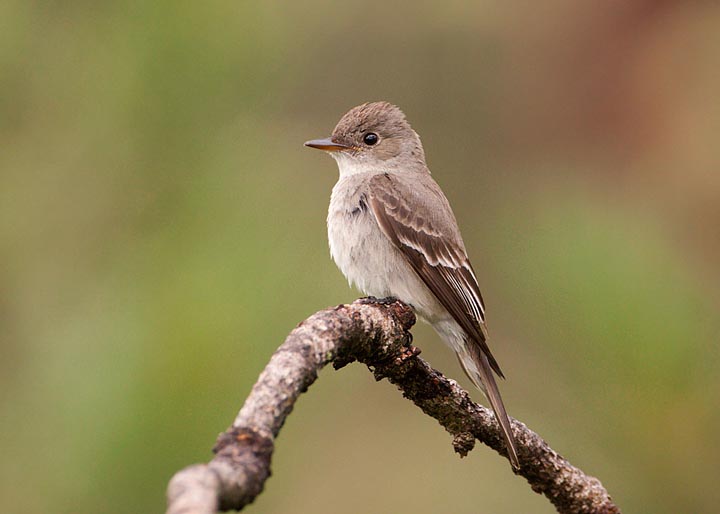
166,298,621,514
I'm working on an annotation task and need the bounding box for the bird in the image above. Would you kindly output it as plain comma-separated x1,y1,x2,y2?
304,101,519,469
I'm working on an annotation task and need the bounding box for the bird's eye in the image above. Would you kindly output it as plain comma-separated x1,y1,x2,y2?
363,132,379,146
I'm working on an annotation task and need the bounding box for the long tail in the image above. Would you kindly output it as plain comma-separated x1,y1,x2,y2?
458,347,520,469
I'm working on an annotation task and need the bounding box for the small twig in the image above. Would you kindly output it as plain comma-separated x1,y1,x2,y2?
166,298,620,514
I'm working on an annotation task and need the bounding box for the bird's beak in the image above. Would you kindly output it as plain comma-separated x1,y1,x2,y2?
304,138,350,152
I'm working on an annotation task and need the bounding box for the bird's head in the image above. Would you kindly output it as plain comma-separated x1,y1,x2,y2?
305,101,426,175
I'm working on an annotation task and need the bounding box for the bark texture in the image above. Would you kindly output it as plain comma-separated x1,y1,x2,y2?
166,298,621,514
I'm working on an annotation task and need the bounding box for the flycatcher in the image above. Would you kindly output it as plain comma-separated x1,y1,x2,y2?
304,101,519,469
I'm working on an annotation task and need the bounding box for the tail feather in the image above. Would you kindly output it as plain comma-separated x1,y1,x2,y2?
458,348,520,470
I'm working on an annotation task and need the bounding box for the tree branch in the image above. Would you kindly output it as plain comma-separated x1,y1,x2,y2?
166,298,621,514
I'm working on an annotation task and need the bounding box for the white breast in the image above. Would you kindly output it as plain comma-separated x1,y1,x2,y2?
326,175,448,324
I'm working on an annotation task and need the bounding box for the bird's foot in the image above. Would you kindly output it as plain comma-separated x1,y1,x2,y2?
358,295,400,306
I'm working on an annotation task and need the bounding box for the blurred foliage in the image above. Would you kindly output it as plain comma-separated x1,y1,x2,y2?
1,1,719,513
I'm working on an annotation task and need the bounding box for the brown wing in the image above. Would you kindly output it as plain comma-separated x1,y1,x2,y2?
367,172,503,378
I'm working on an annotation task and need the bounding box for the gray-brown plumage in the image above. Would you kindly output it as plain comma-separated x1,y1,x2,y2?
305,101,519,469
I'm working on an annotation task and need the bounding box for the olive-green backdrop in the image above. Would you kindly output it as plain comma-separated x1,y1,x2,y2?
2,2,719,513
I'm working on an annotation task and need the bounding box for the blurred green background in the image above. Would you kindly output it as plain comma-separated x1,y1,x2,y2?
2,1,719,513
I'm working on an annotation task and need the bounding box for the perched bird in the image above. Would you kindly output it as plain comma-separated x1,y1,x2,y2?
304,101,519,469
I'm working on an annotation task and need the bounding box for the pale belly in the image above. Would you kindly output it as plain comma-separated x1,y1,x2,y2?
327,180,448,324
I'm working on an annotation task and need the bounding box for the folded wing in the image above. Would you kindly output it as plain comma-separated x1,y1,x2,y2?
367,172,502,377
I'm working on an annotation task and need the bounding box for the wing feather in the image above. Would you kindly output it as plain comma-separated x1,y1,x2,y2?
367,172,520,468
368,173,503,377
